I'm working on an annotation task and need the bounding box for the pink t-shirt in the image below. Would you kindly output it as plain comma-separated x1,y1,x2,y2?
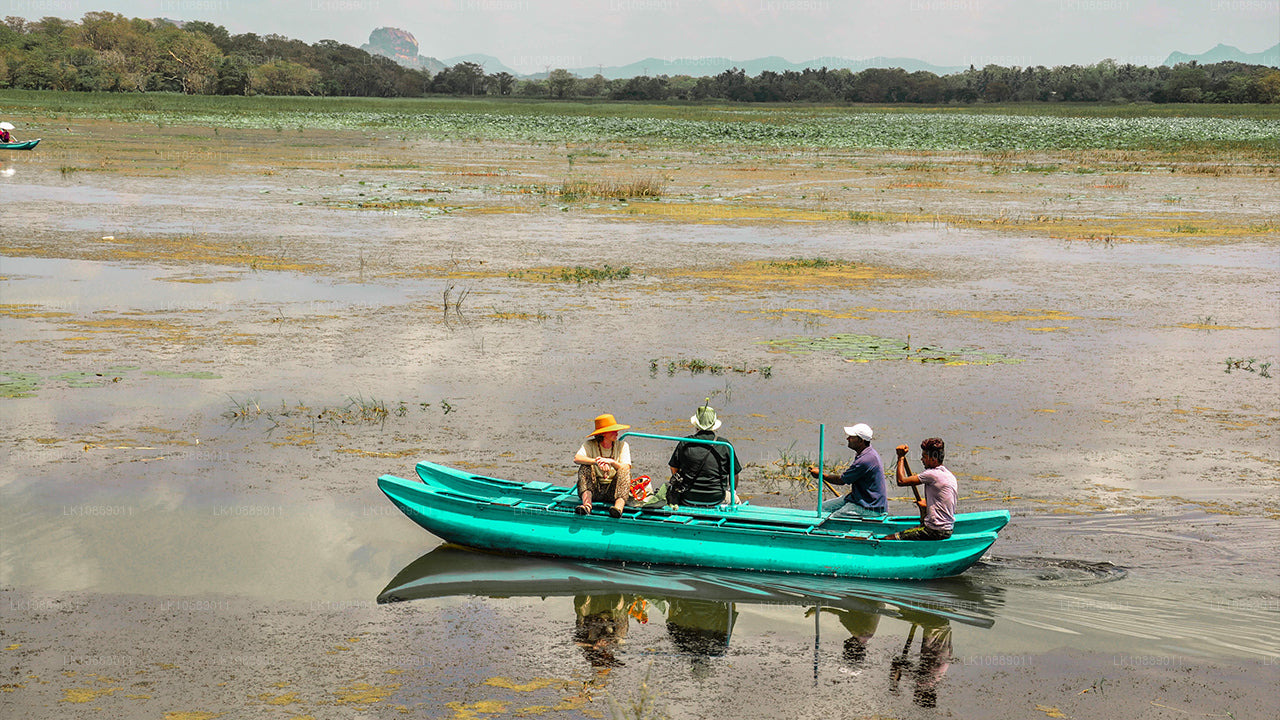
918,466,957,532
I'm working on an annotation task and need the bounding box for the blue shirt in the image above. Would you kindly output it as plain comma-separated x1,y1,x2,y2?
836,444,888,512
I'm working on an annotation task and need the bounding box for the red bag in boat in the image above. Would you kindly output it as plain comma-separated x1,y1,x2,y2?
629,474,652,502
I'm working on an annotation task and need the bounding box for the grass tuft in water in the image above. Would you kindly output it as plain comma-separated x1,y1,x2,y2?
650,358,772,378
607,665,667,720
560,177,666,200
509,265,632,283
1223,357,1273,378
764,257,857,273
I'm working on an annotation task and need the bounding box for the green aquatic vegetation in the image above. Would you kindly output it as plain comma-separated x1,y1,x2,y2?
763,333,1023,365
0,372,43,398
12,91,1278,153
0,365,211,398
45,371,109,388
509,265,632,283
650,358,773,378
330,395,390,424
764,257,852,272
1224,357,1273,378
772,441,818,485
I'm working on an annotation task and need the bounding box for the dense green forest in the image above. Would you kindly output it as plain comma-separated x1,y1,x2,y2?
2,13,1278,103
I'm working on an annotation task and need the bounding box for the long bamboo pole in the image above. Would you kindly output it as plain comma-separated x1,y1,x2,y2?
816,423,825,516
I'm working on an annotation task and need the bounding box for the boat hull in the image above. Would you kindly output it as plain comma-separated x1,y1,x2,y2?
0,139,40,150
378,472,1003,580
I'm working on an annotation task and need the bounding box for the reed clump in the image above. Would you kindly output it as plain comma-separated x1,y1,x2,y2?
559,177,666,200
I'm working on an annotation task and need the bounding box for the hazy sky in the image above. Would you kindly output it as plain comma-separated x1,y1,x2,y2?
12,0,1279,72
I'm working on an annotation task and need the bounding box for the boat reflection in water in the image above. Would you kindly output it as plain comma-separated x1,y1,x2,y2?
379,545,999,704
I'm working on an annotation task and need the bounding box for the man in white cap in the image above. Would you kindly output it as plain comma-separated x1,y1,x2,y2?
808,423,888,518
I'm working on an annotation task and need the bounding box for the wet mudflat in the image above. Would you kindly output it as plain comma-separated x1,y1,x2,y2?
1,113,1278,719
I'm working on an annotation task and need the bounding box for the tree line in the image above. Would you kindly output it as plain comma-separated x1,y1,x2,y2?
3,13,1278,104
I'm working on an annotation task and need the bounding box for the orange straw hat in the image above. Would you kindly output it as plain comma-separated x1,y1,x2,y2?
588,413,630,437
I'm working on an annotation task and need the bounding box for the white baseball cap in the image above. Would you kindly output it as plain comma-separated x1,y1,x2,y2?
843,423,873,441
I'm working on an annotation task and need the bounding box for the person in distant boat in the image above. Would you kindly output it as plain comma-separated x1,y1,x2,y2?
665,402,742,508
0,122,13,143
573,413,632,518
884,438,957,541
808,423,888,518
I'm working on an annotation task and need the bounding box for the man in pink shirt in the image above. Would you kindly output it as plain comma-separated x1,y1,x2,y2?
885,437,956,541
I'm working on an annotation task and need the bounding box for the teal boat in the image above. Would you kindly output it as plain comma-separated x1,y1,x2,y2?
377,457,1008,580
0,139,39,150
411,458,1012,538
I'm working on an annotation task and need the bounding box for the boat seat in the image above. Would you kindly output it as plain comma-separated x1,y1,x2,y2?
522,481,555,491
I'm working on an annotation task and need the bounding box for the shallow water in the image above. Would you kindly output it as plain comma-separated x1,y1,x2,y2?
2,129,1278,719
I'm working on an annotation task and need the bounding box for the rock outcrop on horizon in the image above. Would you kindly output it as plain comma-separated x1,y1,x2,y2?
361,27,444,73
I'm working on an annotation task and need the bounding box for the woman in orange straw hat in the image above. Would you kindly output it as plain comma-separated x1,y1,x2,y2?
573,413,632,518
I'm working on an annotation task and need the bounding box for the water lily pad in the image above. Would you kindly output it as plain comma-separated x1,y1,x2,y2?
763,333,1022,365
45,371,107,388
0,372,42,398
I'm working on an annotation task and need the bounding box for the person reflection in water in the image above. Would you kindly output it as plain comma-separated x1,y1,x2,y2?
914,620,952,708
809,599,884,670
665,597,738,679
889,611,953,708
573,594,629,668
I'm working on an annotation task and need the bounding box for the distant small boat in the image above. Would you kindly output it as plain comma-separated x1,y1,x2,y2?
0,139,40,150
378,458,1009,580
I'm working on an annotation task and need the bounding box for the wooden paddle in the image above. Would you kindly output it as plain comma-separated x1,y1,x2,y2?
888,623,917,694
900,448,927,522
822,479,842,499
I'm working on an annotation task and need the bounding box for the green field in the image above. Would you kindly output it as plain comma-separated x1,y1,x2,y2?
4,90,1279,154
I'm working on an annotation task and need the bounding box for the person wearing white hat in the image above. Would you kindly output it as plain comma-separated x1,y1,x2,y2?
664,401,742,508
0,122,14,143
808,422,888,518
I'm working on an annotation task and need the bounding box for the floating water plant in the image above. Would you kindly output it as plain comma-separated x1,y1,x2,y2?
764,257,855,273
508,265,632,283
0,365,197,398
1224,357,1273,378
0,371,42,398
650,358,773,378
763,333,1022,365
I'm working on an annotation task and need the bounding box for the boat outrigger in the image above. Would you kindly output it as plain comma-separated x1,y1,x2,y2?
378,431,1009,581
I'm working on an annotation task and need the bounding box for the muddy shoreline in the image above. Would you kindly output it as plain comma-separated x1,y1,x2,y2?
3,115,1278,718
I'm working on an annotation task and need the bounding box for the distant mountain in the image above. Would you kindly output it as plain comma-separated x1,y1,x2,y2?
1163,43,1279,67
443,54,520,76
546,55,964,80
361,27,444,73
